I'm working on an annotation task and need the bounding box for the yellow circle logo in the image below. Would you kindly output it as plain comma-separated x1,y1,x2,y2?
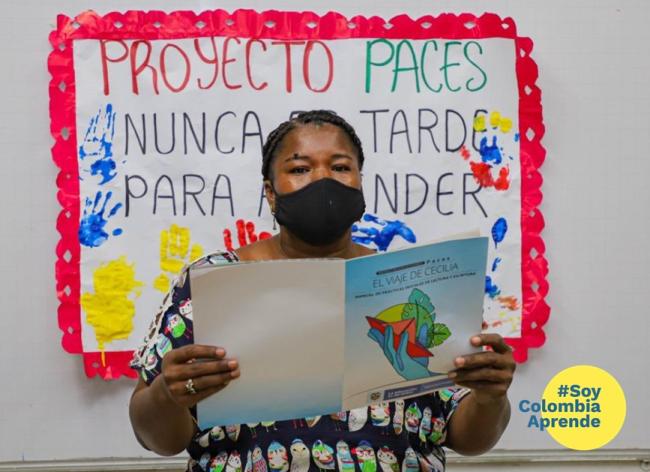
541,365,626,450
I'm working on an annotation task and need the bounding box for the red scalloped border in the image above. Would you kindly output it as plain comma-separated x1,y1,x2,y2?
49,9,548,378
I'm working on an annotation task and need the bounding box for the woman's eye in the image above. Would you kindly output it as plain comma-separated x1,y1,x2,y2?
333,165,351,172
289,167,309,174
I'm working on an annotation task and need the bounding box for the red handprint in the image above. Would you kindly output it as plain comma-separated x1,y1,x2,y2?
223,219,272,251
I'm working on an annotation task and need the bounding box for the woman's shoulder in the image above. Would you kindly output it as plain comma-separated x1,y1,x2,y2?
190,249,240,268
234,237,278,261
354,243,376,257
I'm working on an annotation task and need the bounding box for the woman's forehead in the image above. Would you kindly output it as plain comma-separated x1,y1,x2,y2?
276,122,357,157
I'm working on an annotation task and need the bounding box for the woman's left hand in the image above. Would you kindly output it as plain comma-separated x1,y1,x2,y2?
448,333,516,404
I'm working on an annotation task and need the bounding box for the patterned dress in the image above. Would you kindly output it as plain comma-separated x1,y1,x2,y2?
130,251,471,472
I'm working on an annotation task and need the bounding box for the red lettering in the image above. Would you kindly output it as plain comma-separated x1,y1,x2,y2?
130,40,159,95
303,40,334,93
245,39,268,91
194,37,219,90
160,44,191,93
100,39,128,95
272,41,306,93
222,37,242,90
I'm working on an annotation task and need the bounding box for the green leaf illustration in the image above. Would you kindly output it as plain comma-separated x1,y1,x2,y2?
402,289,438,347
430,323,451,347
408,288,434,314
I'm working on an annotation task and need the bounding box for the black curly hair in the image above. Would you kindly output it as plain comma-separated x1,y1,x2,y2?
261,110,365,181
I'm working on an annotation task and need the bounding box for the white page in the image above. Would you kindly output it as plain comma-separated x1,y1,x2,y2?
192,259,345,427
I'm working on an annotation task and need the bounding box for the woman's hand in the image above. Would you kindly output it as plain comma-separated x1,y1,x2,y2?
448,333,515,404
158,344,241,408
368,325,432,380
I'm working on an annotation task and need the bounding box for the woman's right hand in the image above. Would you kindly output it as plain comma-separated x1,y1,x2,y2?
157,345,240,408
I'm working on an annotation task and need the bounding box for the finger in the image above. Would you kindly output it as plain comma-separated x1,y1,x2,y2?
236,219,247,247
169,345,226,364
453,351,505,370
193,369,241,392
384,326,396,361
368,328,384,345
450,367,511,384
451,380,510,395
245,221,257,243
180,358,239,379
190,383,231,404
223,229,233,252
396,331,408,370
471,333,512,354
172,382,231,408
167,369,239,401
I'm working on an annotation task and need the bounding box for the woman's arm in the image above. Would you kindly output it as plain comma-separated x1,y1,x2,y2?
444,391,511,455
129,345,240,456
444,333,516,455
129,376,196,455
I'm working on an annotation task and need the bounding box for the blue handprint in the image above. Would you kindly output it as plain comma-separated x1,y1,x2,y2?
485,275,501,299
479,135,504,165
368,325,432,380
79,191,123,248
491,217,508,249
79,104,117,185
352,214,416,252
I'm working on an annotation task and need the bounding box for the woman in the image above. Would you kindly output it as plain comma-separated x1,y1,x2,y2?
129,110,515,472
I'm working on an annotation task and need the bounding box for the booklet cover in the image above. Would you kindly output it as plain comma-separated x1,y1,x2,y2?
191,237,488,428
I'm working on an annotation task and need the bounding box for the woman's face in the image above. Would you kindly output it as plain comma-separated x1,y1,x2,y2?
265,123,361,208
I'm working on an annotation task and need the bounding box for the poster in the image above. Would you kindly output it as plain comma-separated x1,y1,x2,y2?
48,10,548,379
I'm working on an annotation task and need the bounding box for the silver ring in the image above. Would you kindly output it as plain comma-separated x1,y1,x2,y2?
185,378,197,395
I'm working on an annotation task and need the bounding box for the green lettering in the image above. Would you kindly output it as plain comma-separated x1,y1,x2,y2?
391,40,420,92
365,39,395,93
464,41,487,91
420,40,442,93
440,41,462,92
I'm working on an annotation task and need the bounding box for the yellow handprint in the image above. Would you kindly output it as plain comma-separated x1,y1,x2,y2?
81,257,144,365
153,224,203,292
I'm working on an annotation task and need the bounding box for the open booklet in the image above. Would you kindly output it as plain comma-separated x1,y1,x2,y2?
190,235,488,428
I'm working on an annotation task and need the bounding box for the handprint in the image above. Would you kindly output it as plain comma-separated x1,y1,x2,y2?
352,214,416,252
223,219,272,251
491,217,508,248
78,191,123,248
79,104,117,185
153,224,203,292
460,110,516,191
81,257,143,364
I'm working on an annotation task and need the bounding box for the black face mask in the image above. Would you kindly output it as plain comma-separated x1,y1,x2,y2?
274,178,366,246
